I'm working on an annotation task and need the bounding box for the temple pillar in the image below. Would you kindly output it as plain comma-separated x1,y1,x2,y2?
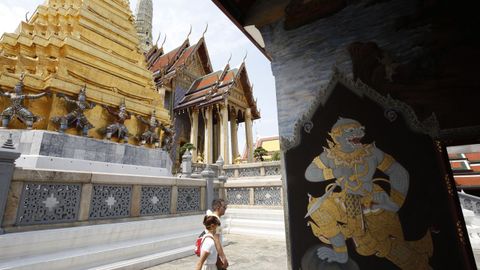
214,109,221,161
190,108,199,162
204,106,213,164
220,103,229,164
157,86,166,103
245,108,254,162
230,111,239,164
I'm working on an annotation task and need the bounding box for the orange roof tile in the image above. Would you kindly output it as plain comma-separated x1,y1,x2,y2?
191,72,220,90
171,45,196,69
466,153,480,161
471,165,480,172
150,46,181,72
222,70,235,83
455,175,480,186
174,64,258,119
450,160,470,170
448,153,464,159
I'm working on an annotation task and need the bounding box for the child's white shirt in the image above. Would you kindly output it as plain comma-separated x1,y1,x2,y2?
201,233,217,265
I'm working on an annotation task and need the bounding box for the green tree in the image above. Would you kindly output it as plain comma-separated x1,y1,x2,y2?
271,151,281,161
179,142,196,158
254,146,268,162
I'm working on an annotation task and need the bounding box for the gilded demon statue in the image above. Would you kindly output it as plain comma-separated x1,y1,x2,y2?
102,100,131,143
51,85,96,136
0,73,49,129
136,110,161,147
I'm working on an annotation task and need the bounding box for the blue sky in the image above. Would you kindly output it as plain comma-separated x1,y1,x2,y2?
0,0,278,153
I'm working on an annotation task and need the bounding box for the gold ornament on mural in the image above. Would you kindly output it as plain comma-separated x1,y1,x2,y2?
444,174,454,196
304,117,433,269
456,220,466,246
435,140,443,153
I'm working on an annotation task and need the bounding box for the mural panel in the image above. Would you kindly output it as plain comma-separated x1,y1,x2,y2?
283,71,472,269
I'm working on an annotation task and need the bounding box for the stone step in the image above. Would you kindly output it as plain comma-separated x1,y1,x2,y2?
224,208,284,221
0,231,197,270
0,215,204,270
0,215,203,261
225,218,285,230
222,208,285,240
89,245,193,270
227,227,286,239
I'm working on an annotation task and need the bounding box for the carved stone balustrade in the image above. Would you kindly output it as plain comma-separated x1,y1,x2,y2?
223,161,282,179
1,167,219,232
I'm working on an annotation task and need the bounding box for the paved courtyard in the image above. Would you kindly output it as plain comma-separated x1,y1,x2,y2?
145,234,288,270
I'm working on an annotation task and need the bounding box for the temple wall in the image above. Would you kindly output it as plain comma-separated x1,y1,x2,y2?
258,0,476,269
260,0,425,142
0,130,172,176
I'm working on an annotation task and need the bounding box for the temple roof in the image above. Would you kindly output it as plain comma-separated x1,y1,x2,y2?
148,38,212,79
448,145,480,189
174,63,260,120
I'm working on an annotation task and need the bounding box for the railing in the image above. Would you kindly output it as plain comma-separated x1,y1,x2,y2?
223,161,282,178
2,168,216,232
191,163,221,178
458,191,480,214
224,178,283,207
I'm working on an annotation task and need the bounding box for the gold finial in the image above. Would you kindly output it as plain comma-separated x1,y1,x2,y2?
242,50,248,63
226,53,232,66
160,34,167,49
202,23,208,37
155,31,162,46
186,24,192,40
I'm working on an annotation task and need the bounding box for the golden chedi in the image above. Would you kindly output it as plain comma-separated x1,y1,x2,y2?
0,0,170,144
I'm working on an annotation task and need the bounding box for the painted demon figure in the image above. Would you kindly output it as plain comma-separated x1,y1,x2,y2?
305,117,432,269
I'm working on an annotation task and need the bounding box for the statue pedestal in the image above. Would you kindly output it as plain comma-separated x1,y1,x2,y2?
0,130,172,176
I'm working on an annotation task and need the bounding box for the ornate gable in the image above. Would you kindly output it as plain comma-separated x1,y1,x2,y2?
228,64,260,120
174,63,260,122
149,37,213,91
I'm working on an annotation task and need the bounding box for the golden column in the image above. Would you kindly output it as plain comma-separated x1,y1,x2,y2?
204,106,213,164
245,108,254,162
190,108,199,162
220,102,230,164
230,110,239,164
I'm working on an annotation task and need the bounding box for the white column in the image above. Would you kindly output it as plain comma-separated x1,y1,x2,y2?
220,103,230,164
190,109,199,163
157,87,166,103
230,111,239,164
245,108,254,163
204,106,213,164
214,110,220,161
